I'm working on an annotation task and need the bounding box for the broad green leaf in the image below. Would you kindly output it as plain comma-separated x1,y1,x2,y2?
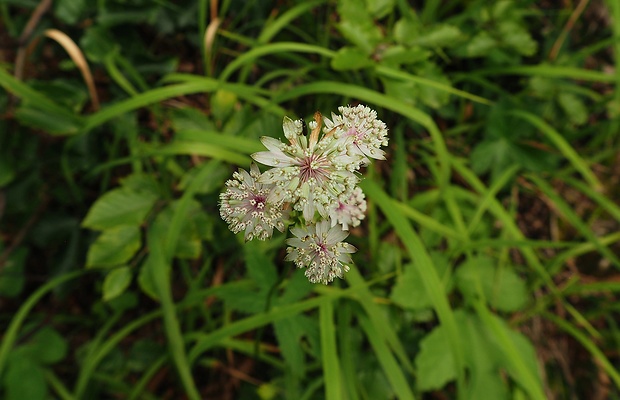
391,253,451,310
415,322,456,390
147,200,205,260
82,187,158,230
170,103,216,132
86,225,141,268
416,64,451,109
137,253,159,300
465,32,497,57
29,327,68,364
54,0,85,24
211,89,238,122
103,266,133,301
499,21,537,56
366,0,395,18
381,76,418,105
273,315,309,378
455,256,528,312
470,138,513,177
410,24,463,48
244,241,278,289
467,367,509,400
120,174,161,196
331,47,374,71
337,0,383,54
80,26,118,63
380,46,430,66
394,18,419,47
4,356,47,400
558,92,587,126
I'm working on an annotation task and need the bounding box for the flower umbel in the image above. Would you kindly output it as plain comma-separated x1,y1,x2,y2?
324,104,389,165
252,112,360,221
328,186,367,231
219,163,288,241
219,104,388,285
285,221,356,285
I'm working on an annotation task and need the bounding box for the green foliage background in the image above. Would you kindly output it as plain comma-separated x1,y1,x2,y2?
1,0,620,399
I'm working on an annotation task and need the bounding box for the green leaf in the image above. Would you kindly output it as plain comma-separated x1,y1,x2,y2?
177,160,228,195
394,18,419,47
331,47,374,71
137,253,159,300
468,369,509,400
455,256,528,312
380,45,430,66
54,0,86,25
416,63,451,109
120,174,161,196
29,327,68,364
4,356,47,400
80,26,118,63
15,106,81,135
499,21,537,56
211,89,238,122
86,225,141,268
391,253,451,310
415,322,456,390
337,0,383,54
0,247,27,297
465,32,497,57
273,315,310,378
366,0,395,18
410,24,463,48
103,266,133,301
470,138,522,182
558,92,588,126
381,76,418,105
82,187,158,230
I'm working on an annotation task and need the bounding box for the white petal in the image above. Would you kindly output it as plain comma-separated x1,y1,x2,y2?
252,151,293,167
283,116,302,140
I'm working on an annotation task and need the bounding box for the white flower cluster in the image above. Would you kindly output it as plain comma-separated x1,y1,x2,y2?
219,104,388,284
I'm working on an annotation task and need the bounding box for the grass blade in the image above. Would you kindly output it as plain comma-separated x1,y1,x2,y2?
320,298,342,400
360,179,466,395
510,109,603,191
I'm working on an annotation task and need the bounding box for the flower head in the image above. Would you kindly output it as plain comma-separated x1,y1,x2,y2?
323,104,389,165
285,221,356,284
328,186,367,230
219,163,288,241
252,113,360,221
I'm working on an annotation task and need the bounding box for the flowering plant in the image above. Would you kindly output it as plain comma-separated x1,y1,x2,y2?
220,104,388,284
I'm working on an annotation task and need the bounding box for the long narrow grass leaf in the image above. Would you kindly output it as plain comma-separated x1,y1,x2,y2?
509,110,602,191
472,300,546,400
375,65,493,105
0,270,85,377
527,174,620,270
320,298,342,400
359,315,416,400
475,65,616,82
360,179,466,393
544,312,620,387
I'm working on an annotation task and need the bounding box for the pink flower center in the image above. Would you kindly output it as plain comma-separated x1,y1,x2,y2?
299,154,330,183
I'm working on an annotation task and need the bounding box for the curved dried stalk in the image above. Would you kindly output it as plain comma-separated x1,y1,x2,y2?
204,17,221,76
43,29,100,111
